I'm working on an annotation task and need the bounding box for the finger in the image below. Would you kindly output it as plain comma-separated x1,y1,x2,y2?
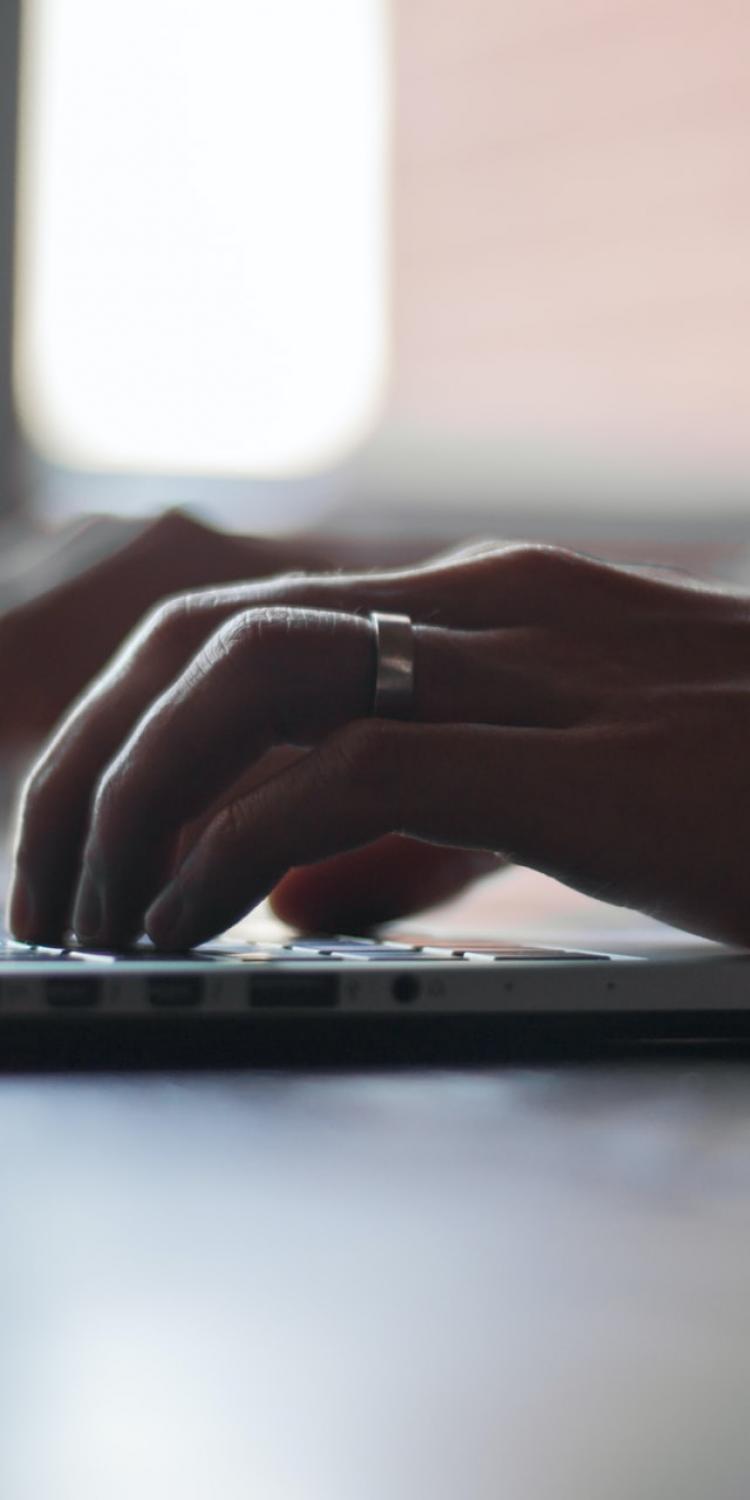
11,569,378,940
8,596,221,942
269,837,505,933
4,564,427,940
1,511,243,743
9,541,595,943
66,607,372,944
68,609,589,947
171,746,307,869
144,719,585,949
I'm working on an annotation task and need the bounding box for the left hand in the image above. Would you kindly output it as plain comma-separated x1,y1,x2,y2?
9,542,750,949
0,509,332,748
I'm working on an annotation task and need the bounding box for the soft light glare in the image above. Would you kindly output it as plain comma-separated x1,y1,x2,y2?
15,0,387,475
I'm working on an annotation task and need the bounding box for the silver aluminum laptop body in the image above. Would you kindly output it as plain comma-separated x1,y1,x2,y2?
2,928,750,1064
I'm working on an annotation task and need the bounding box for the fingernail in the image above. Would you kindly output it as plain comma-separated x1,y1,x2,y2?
72,874,104,943
8,872,35,941
145,883,185,950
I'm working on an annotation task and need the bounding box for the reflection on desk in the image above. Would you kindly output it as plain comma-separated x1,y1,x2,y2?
2,1064,750,1498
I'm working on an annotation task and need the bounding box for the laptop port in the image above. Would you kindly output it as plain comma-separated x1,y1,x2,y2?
148,977,203,1007
46,978,100,1008
392,974,420,1004
250,975,339,1009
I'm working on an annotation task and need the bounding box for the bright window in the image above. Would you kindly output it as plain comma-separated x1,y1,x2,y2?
15,0,388,476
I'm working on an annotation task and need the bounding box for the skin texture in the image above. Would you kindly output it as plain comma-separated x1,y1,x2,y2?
1,512,491,931
0,510,434,748
0,512,312,746
7,540,750,949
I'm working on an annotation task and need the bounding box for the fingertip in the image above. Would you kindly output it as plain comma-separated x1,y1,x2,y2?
144,881,188,950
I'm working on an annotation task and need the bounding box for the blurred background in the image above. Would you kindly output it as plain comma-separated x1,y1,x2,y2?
1,0,748,555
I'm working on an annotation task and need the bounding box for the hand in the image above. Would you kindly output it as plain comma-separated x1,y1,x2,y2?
9,543,750,949
2,511,488,931
0,510,308,748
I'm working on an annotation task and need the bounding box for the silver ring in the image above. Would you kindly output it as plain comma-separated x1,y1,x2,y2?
369,611,415,719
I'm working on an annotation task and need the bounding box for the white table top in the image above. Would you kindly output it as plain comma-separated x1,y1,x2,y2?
3,1060,750,1499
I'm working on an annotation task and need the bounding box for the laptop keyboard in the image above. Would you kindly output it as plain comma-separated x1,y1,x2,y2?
0,934,608,964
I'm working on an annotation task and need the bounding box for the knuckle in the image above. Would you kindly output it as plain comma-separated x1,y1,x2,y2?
19,754,51,813
504,543,610,596
14,763,50,850
202,605,297,676
136,589,247,678
429,537,504,567
503,544,570,588
89,760,128,845
16,734,75,836
450,537,505,563
140,594,191,655
201,606,343,716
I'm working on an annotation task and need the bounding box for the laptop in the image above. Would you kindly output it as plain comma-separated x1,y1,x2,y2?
2,912,750,1066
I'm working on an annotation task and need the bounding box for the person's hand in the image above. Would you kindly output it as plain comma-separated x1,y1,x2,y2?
1,510,489,930
0,510,315,748
8,543,750,949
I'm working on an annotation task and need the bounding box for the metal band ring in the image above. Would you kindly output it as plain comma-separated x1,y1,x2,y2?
369,611,415,719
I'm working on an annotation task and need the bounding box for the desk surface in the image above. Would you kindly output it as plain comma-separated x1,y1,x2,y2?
0,858,745,1498
3,1061,750,1500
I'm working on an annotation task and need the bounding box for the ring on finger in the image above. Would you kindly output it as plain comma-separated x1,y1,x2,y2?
369,612,415,719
